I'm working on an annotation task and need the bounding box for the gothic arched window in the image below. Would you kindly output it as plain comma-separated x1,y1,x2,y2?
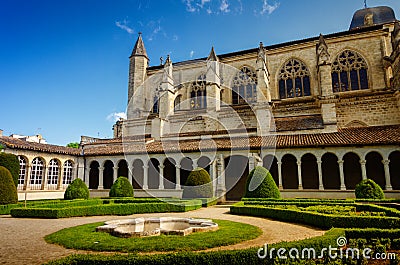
30,157,44,188
174,95,182,111
279,59,311,99
47,159,59,186
63,160,73,185
331,50,368,92
18,156,27,188
190,74,207,109
152,95,159,114
232,66,257,105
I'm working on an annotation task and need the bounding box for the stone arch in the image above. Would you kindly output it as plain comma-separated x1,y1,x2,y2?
103,160,114,189
163,157,176,189
148,158,160,189
132,159,144,189
263,155,279,186
322,153,340,189
343,152,362,189
197,156,211,173
224,155,249,201
301,153,319,189
345,120,368,128
180,157,193,186
389,151,400,190
89,161,100,189
366,151,385,189
117,159,128,179
281,154,298,189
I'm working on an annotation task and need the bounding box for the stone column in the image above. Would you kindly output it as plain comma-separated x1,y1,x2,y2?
383,159,393,191
277,161,283,190
360,159,367,180
98,166,104,189
128,165,134,185
57,165,63,190
216,154,226,200
193,159,198,169
211,160,218,197
175,164,181,190
42,166,49,190
24,163,31,190
158,165,165,190
84,165,90,187
113,166,118,183
248,155,256,172
297,161,303,190
317,159,324,190
338,160,346,190
143,165,149,190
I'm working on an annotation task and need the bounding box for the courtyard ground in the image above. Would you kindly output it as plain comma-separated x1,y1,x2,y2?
0,205,324,265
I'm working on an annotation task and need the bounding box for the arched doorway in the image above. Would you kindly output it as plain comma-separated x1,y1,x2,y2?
281,154,298,189
343,152,362,189
117,160,128,179
224,155,248,200
366,152,385,189
322,153,340,189
89,161,99,189
389,151,400,190
132,159,143,189
148,158,160,189
198,156,211,173
263,155,279,186
301,153,319,189
163,158,176,189
103,160,114,189
180,157,193,186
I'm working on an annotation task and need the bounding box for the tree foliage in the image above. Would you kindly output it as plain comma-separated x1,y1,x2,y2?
0,166,18,205
66,142,80,148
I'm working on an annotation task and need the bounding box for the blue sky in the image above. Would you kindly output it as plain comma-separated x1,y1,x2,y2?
0,0,399,145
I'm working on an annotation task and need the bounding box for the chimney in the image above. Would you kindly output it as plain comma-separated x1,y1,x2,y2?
0,129,3,137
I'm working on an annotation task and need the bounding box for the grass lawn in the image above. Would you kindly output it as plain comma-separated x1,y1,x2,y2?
45,219,261,253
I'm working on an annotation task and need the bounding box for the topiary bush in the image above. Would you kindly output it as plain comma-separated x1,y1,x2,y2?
244,166,280,199
64,178,89,200
0,153,20,187
355,179,385,199
0,166,18,205
109,176,134,198
183,168,213,198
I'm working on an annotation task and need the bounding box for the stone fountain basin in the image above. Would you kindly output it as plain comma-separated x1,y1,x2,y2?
96,217,218,237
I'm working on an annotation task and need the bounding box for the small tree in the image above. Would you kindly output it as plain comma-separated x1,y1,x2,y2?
183,168,213,198
64,178,90,200
355,179,385,199
0,153,20,187
109,176,134,197
66,142,80,148
244,166,280,199
0,166,18,205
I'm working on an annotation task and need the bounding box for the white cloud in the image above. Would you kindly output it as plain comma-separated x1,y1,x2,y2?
173,34,179,41
206,8,212,14
115,20,134,34
107,112,127,122
219,0,230,13
184,0,197,12
260,0,279,15
198,0,211,8
190,50,194,58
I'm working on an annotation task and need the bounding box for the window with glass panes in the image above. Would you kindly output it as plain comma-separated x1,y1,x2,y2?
47,159,59,185
279,59,311,99
30,157,44,185
190,74,207,109
63,160,73,185
18,156,27,186
232,66,257,105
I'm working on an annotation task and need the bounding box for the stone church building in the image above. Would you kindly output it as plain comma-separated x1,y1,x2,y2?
1,6,400,200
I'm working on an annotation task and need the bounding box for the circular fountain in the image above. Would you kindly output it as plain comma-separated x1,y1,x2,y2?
96,217,218,237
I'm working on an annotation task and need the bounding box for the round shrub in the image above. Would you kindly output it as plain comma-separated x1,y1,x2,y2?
244,166,280,199
109,176,134,197
183,168,213,198
355,179,384,199
0,166,18,205
0,153,20,187
64,178,90,200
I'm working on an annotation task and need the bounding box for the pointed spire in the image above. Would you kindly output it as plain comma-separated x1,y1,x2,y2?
257,41,266,63
130,32,148,59
316,34,330,66
164,54,172,66
207,46,219,62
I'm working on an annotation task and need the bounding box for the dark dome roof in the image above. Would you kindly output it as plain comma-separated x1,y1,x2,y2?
350,6,397,30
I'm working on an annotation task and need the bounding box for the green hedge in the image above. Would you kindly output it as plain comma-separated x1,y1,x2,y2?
45,228,345,265
345,228,400,240
64,178,90,200
10,200,202,218
0,166,18,205
0,153,19,187
109,177,134,198
230,204,400,229
355,179,384,199
183,168,213,198
244,166,280,199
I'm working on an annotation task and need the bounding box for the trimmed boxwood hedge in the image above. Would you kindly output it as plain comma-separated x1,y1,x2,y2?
45,228,345,265
10,200,202,218
183,168,213,198
64,178,90,200
109,176,134,198
0,153,19,187
230,204,400,229
355,179,385,199
244,166,280,199
0,166,18,205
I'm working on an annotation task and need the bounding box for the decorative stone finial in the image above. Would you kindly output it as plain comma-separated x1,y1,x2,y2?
257,41,266,63
130,32,148,59
316,34,330,66
207,46,219,62
164,54,172,66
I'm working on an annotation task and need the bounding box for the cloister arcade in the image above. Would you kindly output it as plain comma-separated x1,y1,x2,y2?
83,146,400,200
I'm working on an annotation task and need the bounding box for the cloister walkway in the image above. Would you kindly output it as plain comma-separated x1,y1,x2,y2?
0,205,324,265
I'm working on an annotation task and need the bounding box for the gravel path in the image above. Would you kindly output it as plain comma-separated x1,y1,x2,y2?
0,205,325,265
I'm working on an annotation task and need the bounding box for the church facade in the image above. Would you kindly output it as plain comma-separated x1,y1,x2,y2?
1,6,400,200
